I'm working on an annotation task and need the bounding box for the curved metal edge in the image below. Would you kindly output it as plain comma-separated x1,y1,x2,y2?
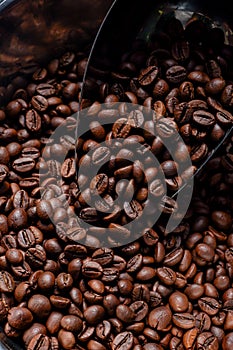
0,0,17,11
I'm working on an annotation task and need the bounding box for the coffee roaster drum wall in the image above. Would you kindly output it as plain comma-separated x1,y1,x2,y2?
0,0,233,349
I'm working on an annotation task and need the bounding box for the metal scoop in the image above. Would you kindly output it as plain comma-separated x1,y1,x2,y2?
78,0,233,233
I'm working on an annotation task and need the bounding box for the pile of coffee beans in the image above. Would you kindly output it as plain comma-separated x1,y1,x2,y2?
0,14,233,350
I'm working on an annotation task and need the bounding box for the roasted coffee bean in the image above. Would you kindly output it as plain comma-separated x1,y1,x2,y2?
8,307,33,330
148,306,172,330
28,334,50,350
116,304,135,323
12,157,35,173
196,332,219,350
153,79,169,98
138,66,159,86
84,305,105,325
112,118,131,138
172,40,190,62
26,110,42,132
198,297,220,316
172,313,196,329
193,110,215,128
216,110,233,126
112,332,134,350
0,271,15,293
130,301,148,321
169,291,189,312
166,65,187,84
205,78,226,95
31,95,48,112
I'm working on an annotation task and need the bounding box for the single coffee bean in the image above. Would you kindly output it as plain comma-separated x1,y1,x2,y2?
172,313,196,329
198,297,220,316
112,331,134,350
12,157,35,173
166,65,187,84
28,294,51,319
31,95,48,112
84,305,105,325
26,110,42,132
196,332,219,350
112,118,131,138
0,271,15,293
8,307,33,330
169,291,189,312
130,301,148,321
138,66,159,86
116,304,135,323
60,315,83,333
148,306,172,331
193,110,215,128
58,329,76,350
28,334,50,350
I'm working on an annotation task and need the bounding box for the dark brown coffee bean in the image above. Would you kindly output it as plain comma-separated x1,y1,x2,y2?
61,158,76,179
153,79,169,99
50,295,70,309
112,118,131,138
23,323,47,347
195,312,211,332
58,329,76,350
90,173,108,195
116,304,135,323
223,332,233,350
205,78,226,95
26,110,42,132
31,95,48,112
188,71,210,84
198,297,221,316
82,261,103,279
166,65,187,84
92,146,111,165
128,109,144,128
157,267,176,285
130,301,148,321
12,157,35,173
172,40,190,62
124,200,142,220
190,143,208,163
8,208,28,230
169,291,188,312
172,313,196,329
216,110,233,126
84,305,105,325
5,248,23,265
36,83,56,97
156,118,178,138
148,306,172,330
8,307,33,330
0,165,8,183
196,332,219,350
28,334,50,350
60,315,83,333
138,66,159,86
193,110,215,128
112,331,133,350
28,294,51,319
0,271,15,293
